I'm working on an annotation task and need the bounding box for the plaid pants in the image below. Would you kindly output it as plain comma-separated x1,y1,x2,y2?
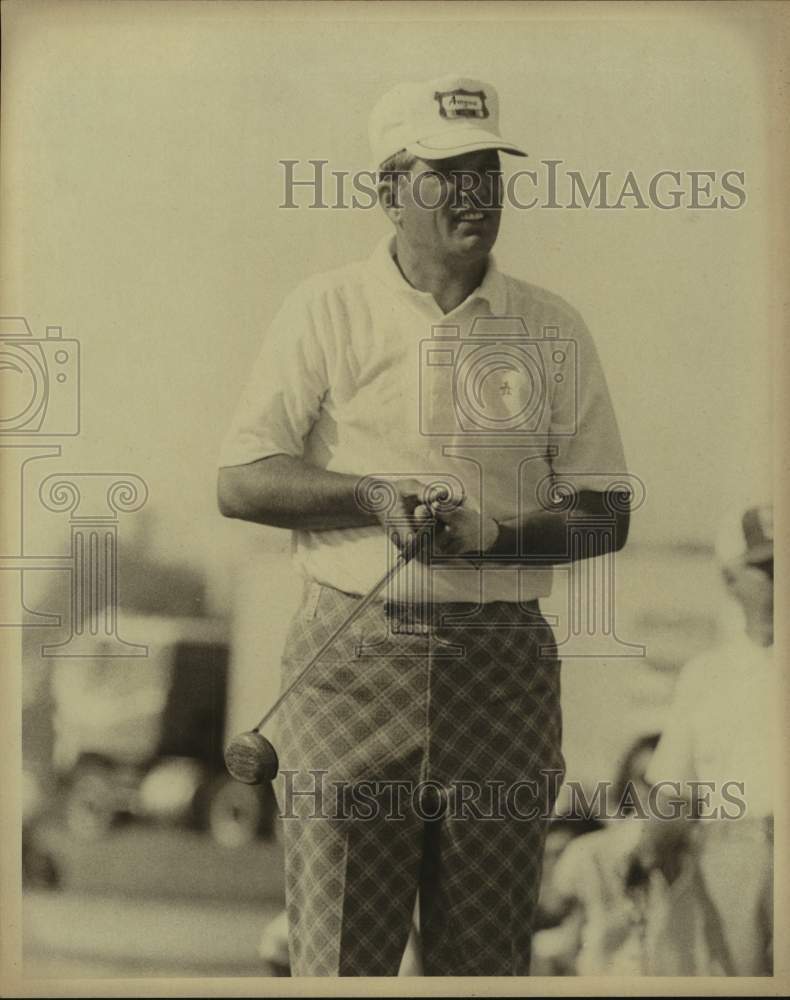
272,579,565,976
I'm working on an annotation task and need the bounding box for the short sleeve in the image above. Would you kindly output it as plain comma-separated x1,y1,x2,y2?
218,287,329,468
548,310,627,494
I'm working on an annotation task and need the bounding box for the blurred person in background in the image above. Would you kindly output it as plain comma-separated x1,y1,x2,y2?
633,502,775,976
530,734,667,975
528,815,602,975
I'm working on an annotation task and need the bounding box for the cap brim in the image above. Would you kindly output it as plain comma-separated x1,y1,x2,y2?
407,127,527,160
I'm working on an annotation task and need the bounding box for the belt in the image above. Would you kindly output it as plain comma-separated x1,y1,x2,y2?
382,598,540,634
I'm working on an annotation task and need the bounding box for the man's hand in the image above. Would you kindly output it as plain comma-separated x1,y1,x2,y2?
368,478,434,558
414,498,499,557
367,478,500,560
385,478,431,528
617,816,687,888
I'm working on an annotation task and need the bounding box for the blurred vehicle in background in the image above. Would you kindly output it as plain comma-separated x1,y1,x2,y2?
46,614,276,848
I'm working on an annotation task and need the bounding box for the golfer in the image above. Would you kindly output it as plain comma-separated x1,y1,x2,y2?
218,74,629,976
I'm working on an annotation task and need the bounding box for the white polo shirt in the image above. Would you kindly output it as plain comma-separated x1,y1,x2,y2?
219,235,627,602
646,634,774,818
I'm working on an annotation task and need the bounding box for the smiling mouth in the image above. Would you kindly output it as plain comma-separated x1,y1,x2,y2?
455,211,486,223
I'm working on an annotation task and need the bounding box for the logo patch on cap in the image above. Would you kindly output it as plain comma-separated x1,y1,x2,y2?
434,89,489,120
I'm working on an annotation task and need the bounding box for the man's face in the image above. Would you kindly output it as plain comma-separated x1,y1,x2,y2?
393,149,503,263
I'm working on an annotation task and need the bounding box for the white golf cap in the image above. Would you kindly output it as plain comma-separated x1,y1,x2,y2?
369,75,527,168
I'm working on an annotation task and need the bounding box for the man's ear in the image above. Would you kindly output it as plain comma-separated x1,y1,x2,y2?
377,177,403,225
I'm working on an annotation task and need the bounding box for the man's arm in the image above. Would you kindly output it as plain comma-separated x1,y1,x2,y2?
620,666,702,885
489,488,630,560
623,789,690,886
425,488,629,563
217,455,425,533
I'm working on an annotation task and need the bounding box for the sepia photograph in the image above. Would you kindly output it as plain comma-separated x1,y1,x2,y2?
1,0,787,995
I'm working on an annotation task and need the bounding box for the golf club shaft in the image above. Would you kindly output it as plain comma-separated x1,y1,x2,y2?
250,529,427,732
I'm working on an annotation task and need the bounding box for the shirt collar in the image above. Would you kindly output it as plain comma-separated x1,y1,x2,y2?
369,234,507,316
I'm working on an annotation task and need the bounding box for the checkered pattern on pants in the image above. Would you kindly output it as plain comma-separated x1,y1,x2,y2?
272,579,565,976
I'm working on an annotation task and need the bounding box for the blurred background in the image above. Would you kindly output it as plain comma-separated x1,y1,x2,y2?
2,0,774,978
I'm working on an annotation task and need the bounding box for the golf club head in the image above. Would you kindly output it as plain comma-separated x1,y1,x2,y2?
224,730,279,784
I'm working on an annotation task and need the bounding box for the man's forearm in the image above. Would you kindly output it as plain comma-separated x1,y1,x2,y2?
217,454,379,530
488,489,630,562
